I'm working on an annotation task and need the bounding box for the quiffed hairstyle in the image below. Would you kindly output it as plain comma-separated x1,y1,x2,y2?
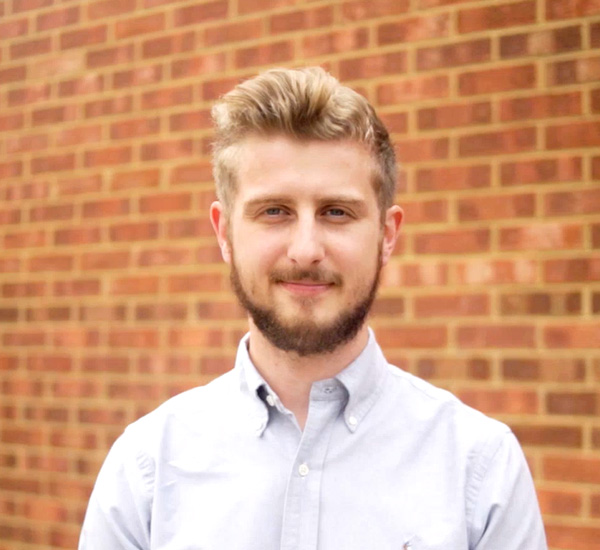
211,67,397,216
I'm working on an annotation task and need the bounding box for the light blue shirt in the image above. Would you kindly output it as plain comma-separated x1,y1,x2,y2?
79,330,547,549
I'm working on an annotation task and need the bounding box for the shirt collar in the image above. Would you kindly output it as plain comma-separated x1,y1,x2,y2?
235,328,388,436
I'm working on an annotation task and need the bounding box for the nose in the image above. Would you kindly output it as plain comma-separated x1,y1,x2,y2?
286,216,325,267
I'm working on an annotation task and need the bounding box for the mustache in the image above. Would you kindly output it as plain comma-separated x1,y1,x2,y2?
269,268,342,286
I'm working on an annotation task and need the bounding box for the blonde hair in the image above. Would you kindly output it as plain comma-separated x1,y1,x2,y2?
211,67,397,215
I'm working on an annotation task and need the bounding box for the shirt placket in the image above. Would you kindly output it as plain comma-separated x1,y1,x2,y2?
279,384,344,550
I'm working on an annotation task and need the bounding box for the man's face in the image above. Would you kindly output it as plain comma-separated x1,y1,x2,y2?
211,135,401,356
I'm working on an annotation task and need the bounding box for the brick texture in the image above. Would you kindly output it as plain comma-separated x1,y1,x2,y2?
0,1,598,549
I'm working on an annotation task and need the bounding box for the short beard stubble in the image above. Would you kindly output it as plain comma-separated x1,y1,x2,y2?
229,249,382,357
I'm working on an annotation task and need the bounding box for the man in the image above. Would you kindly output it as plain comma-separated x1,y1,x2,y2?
79,67,547,549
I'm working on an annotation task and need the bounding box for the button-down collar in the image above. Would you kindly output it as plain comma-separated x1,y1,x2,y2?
236,329,387,435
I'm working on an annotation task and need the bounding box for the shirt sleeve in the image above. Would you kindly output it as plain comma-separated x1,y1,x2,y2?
468,431,547,550
78,431,153,550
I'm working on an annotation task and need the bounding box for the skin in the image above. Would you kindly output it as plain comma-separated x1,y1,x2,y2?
210,135,403,429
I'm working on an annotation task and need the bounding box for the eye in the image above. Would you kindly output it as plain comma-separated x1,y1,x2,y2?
323,207,349,219
264,207,285,216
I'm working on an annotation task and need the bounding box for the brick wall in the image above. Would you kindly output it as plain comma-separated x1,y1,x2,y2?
0,0,599,548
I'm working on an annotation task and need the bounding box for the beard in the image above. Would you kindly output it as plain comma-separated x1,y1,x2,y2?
229,250,382,357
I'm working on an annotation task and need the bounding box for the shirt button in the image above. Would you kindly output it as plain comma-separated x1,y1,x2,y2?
298,463,309,476
266,394,275,407
348,415,358,426
323,386,334,394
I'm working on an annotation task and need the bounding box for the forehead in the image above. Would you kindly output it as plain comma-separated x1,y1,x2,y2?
234,135,377,204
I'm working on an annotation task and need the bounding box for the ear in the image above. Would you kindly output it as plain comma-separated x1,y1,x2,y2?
209,201,232,264
380,205,403,266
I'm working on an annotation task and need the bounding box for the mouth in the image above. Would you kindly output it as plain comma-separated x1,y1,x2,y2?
279,280,334,297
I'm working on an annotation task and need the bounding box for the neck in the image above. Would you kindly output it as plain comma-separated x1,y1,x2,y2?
246,321,369,430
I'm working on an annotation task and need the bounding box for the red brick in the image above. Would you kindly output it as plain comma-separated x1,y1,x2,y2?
31,154,75,174
545,188,600,216
136,303,188,321
341,0,409,21
234,41,294,68
416,165,490,193
55,227,102,246
458,193,535,221
115,13,165,39
546,525,600,550
512,426,582,448
0,113,24,132
459,127,536,157
113,65,163,89
372,326,447,349
88,0,136,19
79,305,126,322
32,105,77,126
378,14,449,45
141,85,193,110
547,121,600,149
0,18,29,40
81,356,129,373
30,204,74,223
500,156,582,186
503,358,586,382
142,31,195,59
111,169,160,191
415,294,488,318
137,247,194,267
0,208,21,225
84,146,132,168
458,0,536,33
545,456,600,484
168,218,214,239
593,21,600,47
547,392,597,415
396,137,448,163
7,83,50,106
60,25,107,49
458,388,538,414
418,100,491,130
593,88,600,113
500,224,583,251
56,175,103,196
339,52,407,81
58,74,104,97
83,198,129,218
28,255,74,272
2,181,49,201
417,39,490,71
0,161,23,180
545,323,600,348
459,64,536,95
5,134,48,154
169,110,211,132
270,6,332,33
500,26,582,58
110,222,159,242
237,0,294,14
415,228,489,254
85,95,132,118
548,55,600,86
401,199,448,224
169,329,224,348
500,91,581,121
378,74,449,104
204,19,262,46
110,118,160,140
36,6,79,31
167,273,224,293
139,193,192,214
173,1,228,26
87,45,134,68
547,0,600,20
141,139,193,161
3,229,45,249
56,125,103,148
111,277,160,295
10,37,51,60
457,325,535,348
0,66,27,85
593,494,600,517
2,282,46,298
302,28,369,57
545,258,600,283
